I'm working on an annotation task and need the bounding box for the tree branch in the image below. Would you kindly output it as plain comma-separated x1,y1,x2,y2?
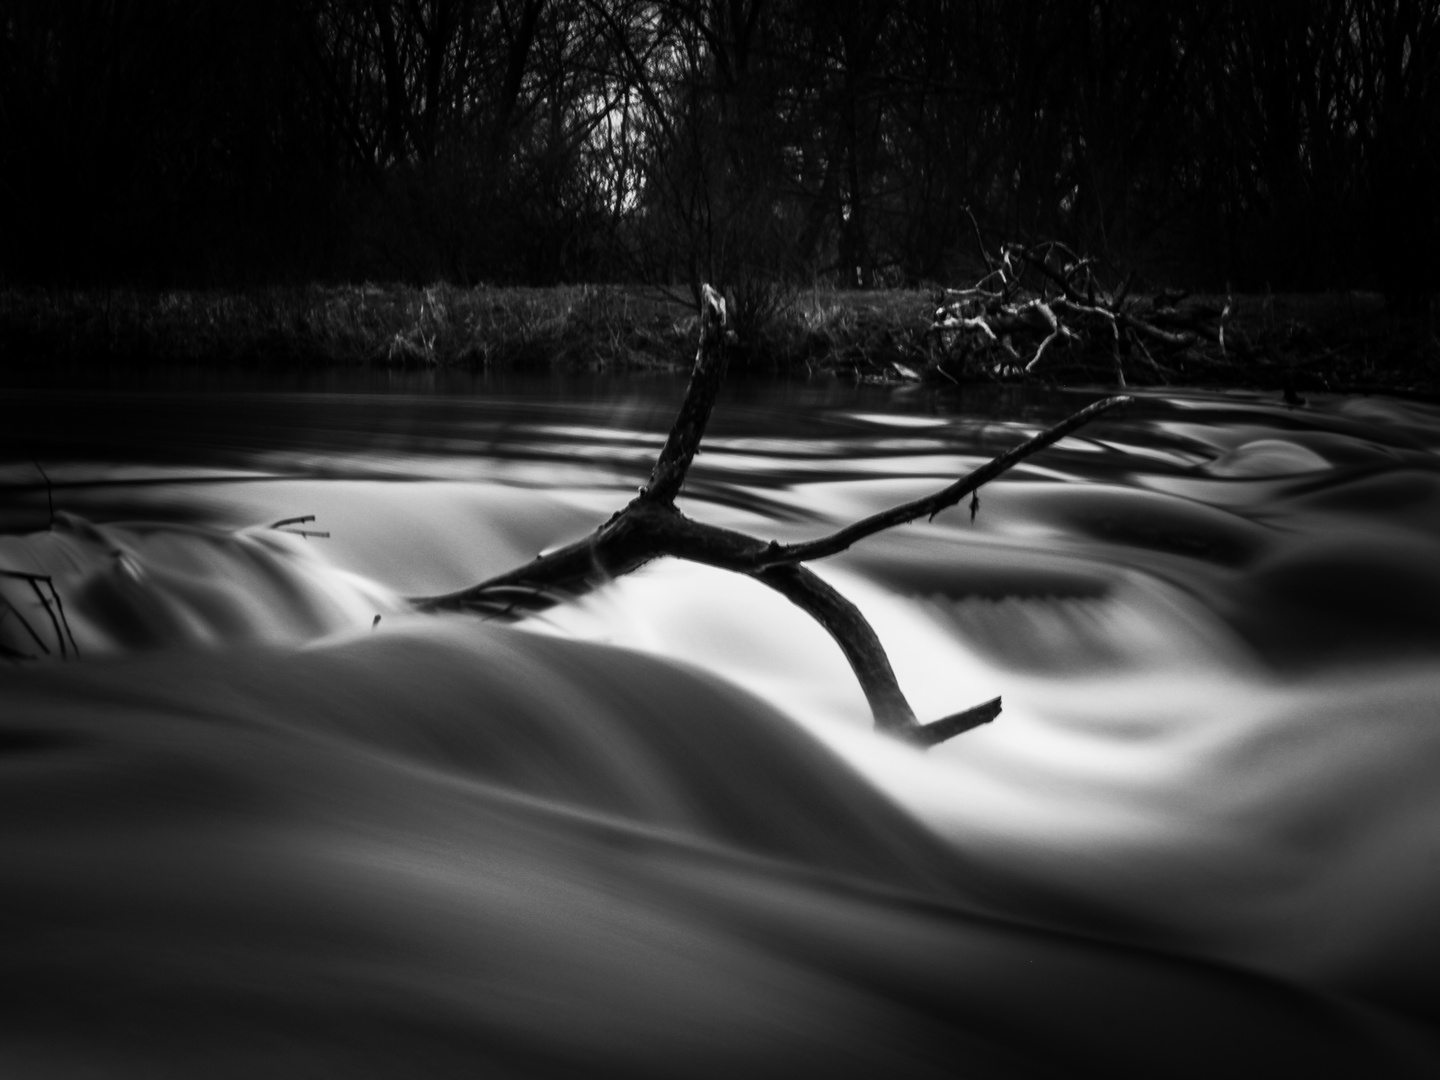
738,395,1129,568
753,563,917,734
642,284,730,504
415,285,1126,747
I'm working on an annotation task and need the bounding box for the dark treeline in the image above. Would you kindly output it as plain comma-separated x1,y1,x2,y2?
2,1,1436,304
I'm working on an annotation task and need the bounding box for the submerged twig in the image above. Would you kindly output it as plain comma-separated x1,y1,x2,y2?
911,696,1003,747
44,578,79,657
0,593,49,657
31,457,55,528
0,568,79,660
270,514,331,539
26,578,66,658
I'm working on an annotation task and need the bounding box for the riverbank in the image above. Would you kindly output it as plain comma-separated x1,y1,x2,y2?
1,283,1435,397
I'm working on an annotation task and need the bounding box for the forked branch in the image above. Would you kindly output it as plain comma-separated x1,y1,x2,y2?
416,284,1128,748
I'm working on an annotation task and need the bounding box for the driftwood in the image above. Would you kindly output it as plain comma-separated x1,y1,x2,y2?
933,231,1238,387
419,283,1129,748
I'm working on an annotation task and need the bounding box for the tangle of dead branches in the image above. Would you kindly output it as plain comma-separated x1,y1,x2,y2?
932,226,1241,387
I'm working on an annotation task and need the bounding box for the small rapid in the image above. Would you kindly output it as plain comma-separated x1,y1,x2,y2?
2,382,1439,1075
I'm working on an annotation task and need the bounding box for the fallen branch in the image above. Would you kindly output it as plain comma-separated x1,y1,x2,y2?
416,283,1127,748
930,237,1246,385
1022,300,1070,373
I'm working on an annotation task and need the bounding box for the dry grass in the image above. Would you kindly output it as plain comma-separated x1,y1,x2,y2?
1,283,1434,394
1192,290,1439,394
0,282,944,377
0,284,702,373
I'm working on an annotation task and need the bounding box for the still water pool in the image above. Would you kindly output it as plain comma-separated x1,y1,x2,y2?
2,377,1439,1076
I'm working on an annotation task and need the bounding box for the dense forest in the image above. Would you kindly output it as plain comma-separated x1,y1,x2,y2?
2,1,1437,305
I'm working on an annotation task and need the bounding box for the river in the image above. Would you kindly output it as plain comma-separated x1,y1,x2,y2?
2,375,1439,1076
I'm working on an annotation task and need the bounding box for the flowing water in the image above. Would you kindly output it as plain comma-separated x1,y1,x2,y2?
2,376,1440,1076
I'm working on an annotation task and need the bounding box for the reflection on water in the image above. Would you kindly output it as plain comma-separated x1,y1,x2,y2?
2,379,1440,1075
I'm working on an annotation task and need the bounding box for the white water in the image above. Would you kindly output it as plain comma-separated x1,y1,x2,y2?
2,384,1439,1076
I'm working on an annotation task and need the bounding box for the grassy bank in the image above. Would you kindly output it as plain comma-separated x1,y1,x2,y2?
1,283,1435,396
0,283,942,378
0,285,702,373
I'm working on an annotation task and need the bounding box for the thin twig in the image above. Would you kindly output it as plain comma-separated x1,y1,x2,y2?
31,458,55,527
270,515,330,539
744,396,1129,568
963,205,996,273
43,579,79,657
26,579,65,658
1022,300,1070,372
0,570,75,659
0,594,49,656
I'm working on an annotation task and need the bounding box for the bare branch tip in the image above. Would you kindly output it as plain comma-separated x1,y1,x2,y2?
907,696,1003,749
